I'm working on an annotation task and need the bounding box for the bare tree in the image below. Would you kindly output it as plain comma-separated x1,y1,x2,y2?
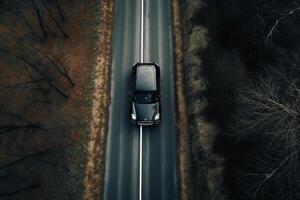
225,55,300,199
0,150,48,170
0,111,41,135
55,0,64,21
32,0,48,39
33,46,75,86
237,150,299,200
255,1,300,44
0,48,69,99
265,6,300,42
0,0,37,36
41,0,68,38
0,183,40,197
228,69,300,150
0,1,74,198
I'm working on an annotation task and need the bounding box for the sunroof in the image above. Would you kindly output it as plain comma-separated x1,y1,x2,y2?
136,66,156,91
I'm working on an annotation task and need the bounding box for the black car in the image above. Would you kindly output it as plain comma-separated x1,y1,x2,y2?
130,62,161,125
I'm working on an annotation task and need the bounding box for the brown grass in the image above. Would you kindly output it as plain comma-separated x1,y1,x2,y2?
171,0,192,199
83,0,114,199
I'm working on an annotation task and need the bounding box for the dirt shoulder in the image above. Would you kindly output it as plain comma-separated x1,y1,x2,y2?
83,0,114,199
171,0,192,200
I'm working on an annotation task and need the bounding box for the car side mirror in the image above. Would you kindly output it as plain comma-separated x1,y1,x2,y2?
129,91,133,98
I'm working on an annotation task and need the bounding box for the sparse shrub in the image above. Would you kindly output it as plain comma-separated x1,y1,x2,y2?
188,99,207,116
187,76,207,97
186,25,208,55
182,0,203,24
184,54,202,67
181,1,229,199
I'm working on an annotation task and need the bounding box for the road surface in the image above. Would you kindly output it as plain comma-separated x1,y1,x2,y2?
103,0,178,199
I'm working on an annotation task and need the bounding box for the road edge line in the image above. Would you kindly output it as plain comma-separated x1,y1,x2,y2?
139,0,144,199
140,0,144,63
139,125,143,200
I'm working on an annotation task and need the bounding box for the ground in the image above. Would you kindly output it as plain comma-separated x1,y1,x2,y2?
0,0,106,199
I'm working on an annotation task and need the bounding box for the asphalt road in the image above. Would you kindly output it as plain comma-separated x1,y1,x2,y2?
103,0,178,199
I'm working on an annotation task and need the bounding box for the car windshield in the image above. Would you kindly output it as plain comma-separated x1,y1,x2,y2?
133,91,156,104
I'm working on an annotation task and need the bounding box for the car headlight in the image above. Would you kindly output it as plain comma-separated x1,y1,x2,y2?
131,113,136,120
154,113,160,120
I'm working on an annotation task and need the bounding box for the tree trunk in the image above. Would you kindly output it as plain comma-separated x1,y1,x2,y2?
55,0,65,21
32,0,48,39
41,0,69,38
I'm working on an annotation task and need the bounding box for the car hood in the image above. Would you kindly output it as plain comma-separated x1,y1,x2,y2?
132,102,159,121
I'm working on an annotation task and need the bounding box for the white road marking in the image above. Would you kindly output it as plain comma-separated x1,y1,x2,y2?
141,0,144,63
139,125,143,200
139,0,144,199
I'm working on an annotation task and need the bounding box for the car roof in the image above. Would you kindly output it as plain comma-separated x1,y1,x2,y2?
136,65,157,91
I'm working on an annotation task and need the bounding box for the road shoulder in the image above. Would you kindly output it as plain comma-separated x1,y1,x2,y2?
171,0,192,199
83,0,114,199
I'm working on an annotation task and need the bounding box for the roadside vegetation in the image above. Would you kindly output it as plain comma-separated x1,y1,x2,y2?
180,0,300,199
0,0,101,199
180,0,228,199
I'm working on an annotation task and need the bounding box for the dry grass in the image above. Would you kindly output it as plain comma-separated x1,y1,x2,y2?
83,0,114,200
171,0,191,199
